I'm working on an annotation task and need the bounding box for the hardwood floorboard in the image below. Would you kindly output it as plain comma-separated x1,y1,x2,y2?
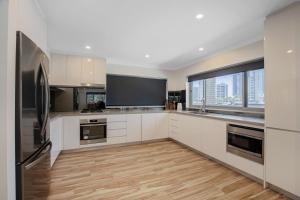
47,141,288,200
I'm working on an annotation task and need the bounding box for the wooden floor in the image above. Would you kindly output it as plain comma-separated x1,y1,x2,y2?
48,141,287,200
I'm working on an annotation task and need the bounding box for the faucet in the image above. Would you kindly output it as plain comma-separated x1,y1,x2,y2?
201,98,206,113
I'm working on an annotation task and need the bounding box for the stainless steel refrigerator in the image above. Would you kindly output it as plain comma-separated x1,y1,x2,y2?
15,31,52,200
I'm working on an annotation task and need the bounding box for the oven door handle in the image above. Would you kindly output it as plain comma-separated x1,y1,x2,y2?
228,131,263,140
80,123,107,127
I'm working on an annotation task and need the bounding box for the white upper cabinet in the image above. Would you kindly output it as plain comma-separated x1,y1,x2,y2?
50,53,107,87
264,3,300,132
49,54,67,85
66,55,82,86
94,59,107,85
81,57,95,85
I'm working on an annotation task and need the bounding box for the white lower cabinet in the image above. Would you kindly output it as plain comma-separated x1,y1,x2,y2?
126,114,142,142
168,113,181,141
200,118,227,162
142,113,168,141
266,128,300,196
50,117,63,166
168,113,263,179
62,116,80,150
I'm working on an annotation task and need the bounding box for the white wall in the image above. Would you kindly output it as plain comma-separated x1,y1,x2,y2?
0,0,48,199
107,64,169,79
0,0,17,199
16,0,48,53
168,41,264,90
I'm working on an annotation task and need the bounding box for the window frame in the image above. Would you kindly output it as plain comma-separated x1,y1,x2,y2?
188,59,264,114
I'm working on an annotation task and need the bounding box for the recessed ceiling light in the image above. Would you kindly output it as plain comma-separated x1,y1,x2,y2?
145,54,150,58
287,49,293,54
87,58,92,62
196,14,204,20
198,47,204,51
85,45,91,50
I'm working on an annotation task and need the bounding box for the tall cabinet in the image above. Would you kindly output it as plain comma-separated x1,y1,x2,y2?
265,2,300,197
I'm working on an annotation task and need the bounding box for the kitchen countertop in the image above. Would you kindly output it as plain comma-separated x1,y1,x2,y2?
50,109,264,127
172,110,264,127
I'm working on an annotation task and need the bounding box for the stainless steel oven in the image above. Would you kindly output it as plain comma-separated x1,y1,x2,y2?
80,118,107,145
227,124,264,164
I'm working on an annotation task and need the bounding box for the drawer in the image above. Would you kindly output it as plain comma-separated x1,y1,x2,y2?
107,136,126,145
107,129,127,138
106,115,127,122
107,121,127,130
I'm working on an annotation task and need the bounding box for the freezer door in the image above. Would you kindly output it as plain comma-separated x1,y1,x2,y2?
15,31,50,163
16,141,52,200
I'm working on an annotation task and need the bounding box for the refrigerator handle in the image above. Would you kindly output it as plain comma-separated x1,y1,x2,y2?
39,59,50,136
25,141,52,170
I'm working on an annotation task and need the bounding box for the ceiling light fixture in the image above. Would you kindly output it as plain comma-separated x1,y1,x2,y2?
196,14,204,20
287,49,293,54
145,54,150,58
198,47,204,51
85,45,91,50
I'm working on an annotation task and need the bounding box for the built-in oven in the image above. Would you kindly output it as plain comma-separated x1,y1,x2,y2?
80,118,107,145
227,124,264,164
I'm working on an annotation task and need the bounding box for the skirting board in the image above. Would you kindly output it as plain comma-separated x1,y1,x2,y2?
267,183,300,200
61,138,169,154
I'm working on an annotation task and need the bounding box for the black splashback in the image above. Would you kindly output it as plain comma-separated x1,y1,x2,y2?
106,75,167,107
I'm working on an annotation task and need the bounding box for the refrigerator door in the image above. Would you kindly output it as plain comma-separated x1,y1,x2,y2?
16,141,52,200
15,31,50,164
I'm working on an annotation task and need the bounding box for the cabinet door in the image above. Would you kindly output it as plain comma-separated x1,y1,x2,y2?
62,117,80,150
266,128,300,196
169,114,181,141
50,118,62,166
265,4,300,132
94,59,106,85
180,115,202,151
155,113,168,139
201,118,227,162
126,114,142,142
66,55,82,86
50,54,67,85
141,114,156,141
81,58,95,84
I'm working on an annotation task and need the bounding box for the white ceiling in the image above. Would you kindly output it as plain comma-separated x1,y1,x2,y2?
38,0,295,70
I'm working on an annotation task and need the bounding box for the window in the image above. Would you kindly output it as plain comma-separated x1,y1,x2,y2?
247,69,264,108
191,80,204,106
188,59,264,110
205,73,243,107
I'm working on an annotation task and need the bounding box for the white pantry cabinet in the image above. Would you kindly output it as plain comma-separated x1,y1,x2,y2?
50,53,107,86
264,3,300,132
62,116,80,150
50,117,63,166
266,128,300,196
142,113,168,141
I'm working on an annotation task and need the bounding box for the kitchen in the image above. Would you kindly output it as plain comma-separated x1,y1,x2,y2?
0,0,300,200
